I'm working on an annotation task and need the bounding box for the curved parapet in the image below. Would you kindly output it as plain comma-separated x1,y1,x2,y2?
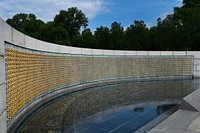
0,17,200,132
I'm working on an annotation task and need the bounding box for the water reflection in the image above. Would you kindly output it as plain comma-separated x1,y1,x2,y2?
19,79,195,133
64,104,177,133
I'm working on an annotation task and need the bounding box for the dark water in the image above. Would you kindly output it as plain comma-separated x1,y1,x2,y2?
17,79,198,133
64,104,176,133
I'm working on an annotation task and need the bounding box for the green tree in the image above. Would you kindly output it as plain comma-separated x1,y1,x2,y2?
6,13,45,38
39,22,71,45
53,7,88,46
125,21,149,50
110,22,124,49
79,28,96,48
155,16,180,50
173,0,200,50
94,26,111,49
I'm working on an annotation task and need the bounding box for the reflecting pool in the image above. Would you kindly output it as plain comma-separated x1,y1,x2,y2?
17,79,197,133
64,104,177,133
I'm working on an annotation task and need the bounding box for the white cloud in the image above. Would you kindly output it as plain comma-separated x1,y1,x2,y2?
146,23,155,28
0,0,111,22
160,12,172,20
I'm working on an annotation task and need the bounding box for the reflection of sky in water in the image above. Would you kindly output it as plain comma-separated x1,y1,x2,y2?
19,79,195,133
65,105,176,133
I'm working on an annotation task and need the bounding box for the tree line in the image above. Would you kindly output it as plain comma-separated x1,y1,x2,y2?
6,0,200,51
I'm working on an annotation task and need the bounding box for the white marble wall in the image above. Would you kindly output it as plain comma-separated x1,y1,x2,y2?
0,18,7,133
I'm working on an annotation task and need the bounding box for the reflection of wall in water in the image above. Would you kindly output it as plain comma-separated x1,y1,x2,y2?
21,80,193,133
156,105,175,115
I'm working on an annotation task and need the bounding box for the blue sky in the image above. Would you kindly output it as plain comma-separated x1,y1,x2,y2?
0,0,183,30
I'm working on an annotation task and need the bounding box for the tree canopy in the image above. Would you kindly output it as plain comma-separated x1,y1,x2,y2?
6,2,200,51
6,13,45,38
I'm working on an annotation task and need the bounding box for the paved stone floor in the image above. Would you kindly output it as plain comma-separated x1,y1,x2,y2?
148,110,200,133
185,114,200,133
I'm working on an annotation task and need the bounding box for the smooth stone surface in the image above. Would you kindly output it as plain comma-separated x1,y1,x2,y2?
12,28,25,46
184,129,200,133
183,89,200,112
0,110,7,133
148,110,199,133
0,18,4,55
0,57,5,85
0,83,6,116
187,116,200,132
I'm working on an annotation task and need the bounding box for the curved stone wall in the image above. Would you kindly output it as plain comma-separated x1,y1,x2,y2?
5,43,193,122
0,17,200,132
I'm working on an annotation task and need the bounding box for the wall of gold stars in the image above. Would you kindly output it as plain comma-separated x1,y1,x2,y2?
5,46,193,122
